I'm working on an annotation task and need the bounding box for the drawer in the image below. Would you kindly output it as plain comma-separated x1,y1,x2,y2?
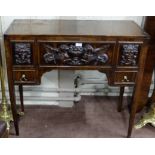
13,70,37,84
114,71,137,85
38,41,115,66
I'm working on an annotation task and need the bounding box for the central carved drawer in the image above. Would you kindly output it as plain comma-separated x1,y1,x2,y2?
13,70,37,84
38,41,115,66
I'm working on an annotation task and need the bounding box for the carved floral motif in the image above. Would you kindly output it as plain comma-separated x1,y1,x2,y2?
43,43,110,66
120,44,140,66
13,43,32,65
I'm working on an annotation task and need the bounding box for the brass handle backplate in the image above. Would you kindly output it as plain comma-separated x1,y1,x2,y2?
20,74,28,82
122,76,129,82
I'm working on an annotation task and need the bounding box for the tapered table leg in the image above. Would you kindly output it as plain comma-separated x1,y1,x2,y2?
5,38,19,135
9,82,19,135
127,105,136,138
19,84,24,113
127,42,151,138
118,86,125,112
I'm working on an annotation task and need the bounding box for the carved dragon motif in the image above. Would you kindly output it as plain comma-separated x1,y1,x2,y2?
43,43,110,66
13,43,32,65
120,44,139,66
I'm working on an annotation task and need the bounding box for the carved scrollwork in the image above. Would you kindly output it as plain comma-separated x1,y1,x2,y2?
42,43,110,66
120,44,140,66
13,43,32,65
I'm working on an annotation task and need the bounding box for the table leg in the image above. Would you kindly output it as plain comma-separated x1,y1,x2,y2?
5,39,19,135
127,80,145,137
19,84,24,113
127,44,153,138
8,82,19,135
118,86,125,112
127,99,137,138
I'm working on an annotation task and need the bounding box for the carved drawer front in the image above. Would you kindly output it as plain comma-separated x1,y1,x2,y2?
13,70,37,84
11,41,34,66
38,42,115,66
114,71,137,85
118,43,142,67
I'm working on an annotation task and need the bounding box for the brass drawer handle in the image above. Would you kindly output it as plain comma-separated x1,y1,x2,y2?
20,74,28,82
122,76,129,82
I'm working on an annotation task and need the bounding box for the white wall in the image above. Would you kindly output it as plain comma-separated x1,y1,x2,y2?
0,16,148,106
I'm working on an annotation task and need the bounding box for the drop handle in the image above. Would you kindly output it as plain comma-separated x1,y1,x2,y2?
122,76,129,82
20,74,28,82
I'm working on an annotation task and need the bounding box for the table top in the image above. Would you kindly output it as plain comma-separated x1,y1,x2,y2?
4,19,147,38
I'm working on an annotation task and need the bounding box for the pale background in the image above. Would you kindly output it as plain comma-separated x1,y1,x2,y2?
0,16,152,106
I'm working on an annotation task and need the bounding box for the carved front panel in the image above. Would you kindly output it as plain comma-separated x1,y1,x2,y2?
12,42,33,65
39,42,114,66
119,44,140,66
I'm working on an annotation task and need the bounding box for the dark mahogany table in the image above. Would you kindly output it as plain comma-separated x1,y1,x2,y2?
4,19,152,137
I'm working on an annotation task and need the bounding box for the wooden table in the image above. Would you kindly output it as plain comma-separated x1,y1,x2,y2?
4,19,152,137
